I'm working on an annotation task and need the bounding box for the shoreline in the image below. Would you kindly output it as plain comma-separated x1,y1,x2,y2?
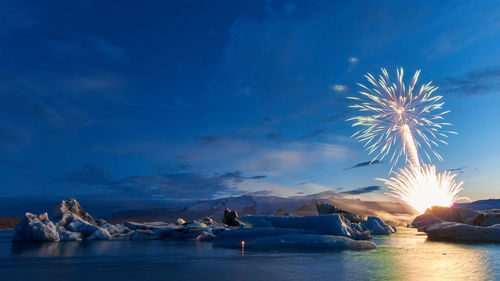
0,217,21,230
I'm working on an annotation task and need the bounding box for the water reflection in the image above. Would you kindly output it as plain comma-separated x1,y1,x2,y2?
10,240,126,257
1,229,499,281
348,228,492,280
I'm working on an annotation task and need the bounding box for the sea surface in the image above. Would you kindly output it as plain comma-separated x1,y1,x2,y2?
1,228,499,281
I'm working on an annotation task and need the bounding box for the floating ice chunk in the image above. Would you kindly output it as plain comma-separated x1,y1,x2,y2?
240,215,355,238
424,206,478,224
63,216,111,240
362,216,396,235
412,206,500,242
425,222,500,243
13,212,60,242
124,221,172,230
316,203,364,223
412,214,444,231
214,227,375,250
131,229,159,240
215,227,305,239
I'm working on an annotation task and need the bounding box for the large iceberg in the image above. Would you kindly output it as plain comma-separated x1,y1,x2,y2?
214,213,395,250
412,206,500,242
240,214,395,237
13,198,132,242
240,215,370,240
214,227,375,250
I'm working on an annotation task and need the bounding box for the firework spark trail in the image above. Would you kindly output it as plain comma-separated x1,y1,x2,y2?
347,68,456,169
348,68,465,213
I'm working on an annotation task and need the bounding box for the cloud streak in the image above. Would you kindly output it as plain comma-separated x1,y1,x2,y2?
62,164,267,200
440,66,500,97
343,160,382,170
343,185,381,195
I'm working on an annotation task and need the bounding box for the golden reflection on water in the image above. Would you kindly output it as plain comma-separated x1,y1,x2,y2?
349,227,492,281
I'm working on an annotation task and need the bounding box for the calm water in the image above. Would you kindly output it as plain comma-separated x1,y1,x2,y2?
1,228,499,281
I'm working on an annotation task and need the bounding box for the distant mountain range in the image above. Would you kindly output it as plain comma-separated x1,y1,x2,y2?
458,199,500,211
104,191,417,224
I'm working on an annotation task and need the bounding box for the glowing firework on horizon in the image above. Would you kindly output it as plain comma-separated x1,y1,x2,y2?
378,164,463,213
348,68,464,213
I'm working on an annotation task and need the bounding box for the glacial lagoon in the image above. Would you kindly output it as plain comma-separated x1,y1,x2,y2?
1,228,499,281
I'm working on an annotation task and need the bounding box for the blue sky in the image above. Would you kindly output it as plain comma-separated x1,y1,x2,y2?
1,0,500,202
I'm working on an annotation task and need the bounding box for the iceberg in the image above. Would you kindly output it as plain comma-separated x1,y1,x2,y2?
214,228,376,250
214,214,395,250
13,198,132,242
240,215,360,238
362,216,397,235
412,206,500,243
12,212,60,242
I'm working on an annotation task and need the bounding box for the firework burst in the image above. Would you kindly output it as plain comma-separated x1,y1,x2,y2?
378,164,464,213
348,68,465,213
347,68,456,169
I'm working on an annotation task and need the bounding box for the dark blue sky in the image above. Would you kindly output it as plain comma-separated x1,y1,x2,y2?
1,0,500,202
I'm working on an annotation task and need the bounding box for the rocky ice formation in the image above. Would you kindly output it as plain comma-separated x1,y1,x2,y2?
316,202,364,223
12,212,60,242
222,208,242,226
13,198,133,242
412,206,500,242
12,198,395,251
362,216,397,235
124,220,226,241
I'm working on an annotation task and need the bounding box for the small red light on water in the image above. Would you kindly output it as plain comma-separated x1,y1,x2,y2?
241,241,245,246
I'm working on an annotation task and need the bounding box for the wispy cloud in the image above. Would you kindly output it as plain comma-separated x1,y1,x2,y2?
293,129,325,141
62,164,267,200
266,132,281,140
348,57,359,64
343,160,382,170
440,66,500,97
63,164,115,186
343,185,381,195
197,135,223,145
446,166,467,174
330,84,348,92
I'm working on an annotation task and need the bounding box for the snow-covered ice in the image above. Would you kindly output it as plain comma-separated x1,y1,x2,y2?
12,212,60,242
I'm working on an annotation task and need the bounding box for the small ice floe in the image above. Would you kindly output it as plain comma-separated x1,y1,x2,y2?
412,206,500,242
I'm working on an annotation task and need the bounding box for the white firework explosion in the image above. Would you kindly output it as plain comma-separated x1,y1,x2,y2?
378,164,464,214
348,68,466,213
347,68,456,169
